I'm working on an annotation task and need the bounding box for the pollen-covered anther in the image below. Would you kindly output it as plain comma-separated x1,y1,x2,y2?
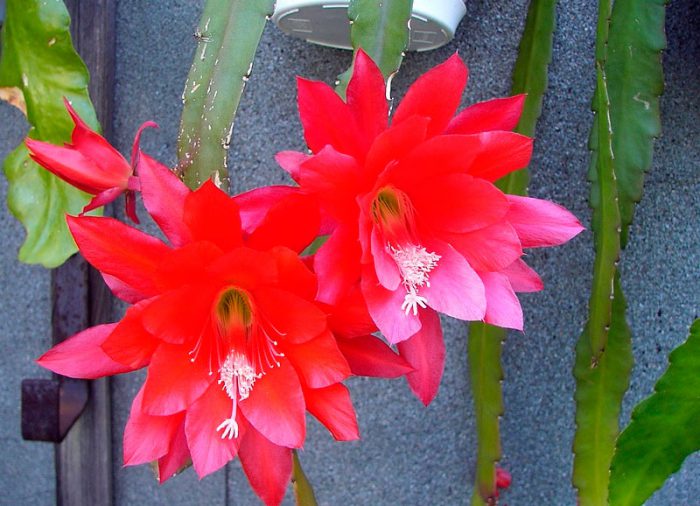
389,244,440,315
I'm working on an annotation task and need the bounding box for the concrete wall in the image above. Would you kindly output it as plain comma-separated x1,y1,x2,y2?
1,1,699,504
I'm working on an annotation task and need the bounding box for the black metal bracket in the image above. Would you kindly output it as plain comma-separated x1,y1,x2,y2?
21,377,89,442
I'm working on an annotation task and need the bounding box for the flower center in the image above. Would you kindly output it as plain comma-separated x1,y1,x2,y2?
188,286,285,440
370,186,416,245
389,244,441,316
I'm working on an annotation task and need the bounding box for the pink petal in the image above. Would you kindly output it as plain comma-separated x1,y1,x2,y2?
392,53,468,137
336,335,413,378
466,131,533,182
238,426,292,506
123,386,184,466
239,360,305,448
274,151,309,181
297,77,364,158
314,226,362,304
396,309,445,406
445,221,523,272
36,324,133,379
185,381,241,478
371,227,401,290
506,195,585,247
157,421,190,483
361,264,421,344
137,152,192,247
480,271,524,330
346,49,388,144
446,94,526,134
421,240,486,321
502,259,544,293
304,383,359,441
410,173,510,233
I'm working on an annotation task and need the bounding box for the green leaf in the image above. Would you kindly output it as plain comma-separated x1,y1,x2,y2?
177,0,274,191
609,320,700,506
573,274,633,506
335,0,413,97
500,0,557,196
468,322,505,506
468,3,557,503
0,0,99,268
605,0,666,248
292,450,318,506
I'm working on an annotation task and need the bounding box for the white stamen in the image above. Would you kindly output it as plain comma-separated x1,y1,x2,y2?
390,244,440,315
216,352,257,440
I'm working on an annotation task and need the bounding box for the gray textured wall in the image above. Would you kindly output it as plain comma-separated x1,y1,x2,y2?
1,1,699,505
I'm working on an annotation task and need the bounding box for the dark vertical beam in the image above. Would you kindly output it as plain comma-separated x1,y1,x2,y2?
56,1,117,505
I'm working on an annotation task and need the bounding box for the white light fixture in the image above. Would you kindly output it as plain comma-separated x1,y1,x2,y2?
273,0,467,52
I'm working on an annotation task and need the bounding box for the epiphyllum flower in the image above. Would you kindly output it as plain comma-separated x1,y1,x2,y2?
35,155,407,506
25,98,152,222
278,51,583,403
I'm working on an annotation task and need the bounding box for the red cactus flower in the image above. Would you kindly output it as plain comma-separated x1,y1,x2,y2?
36,155,403,505
277,50,583,404
25,98,153,223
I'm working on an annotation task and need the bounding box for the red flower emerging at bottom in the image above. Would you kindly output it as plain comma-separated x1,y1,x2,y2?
37,155,409,505
25,99,153,222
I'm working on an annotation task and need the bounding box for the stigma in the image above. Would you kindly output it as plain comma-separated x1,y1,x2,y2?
389,244,440,316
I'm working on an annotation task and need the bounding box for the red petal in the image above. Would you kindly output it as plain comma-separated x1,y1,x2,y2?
392,53,468,137
239,360,305,448
480,271,523,331
283,330,350,389
101,301,159,368
247,192,320,254
154,241,223,292
37,324,133,379
314,226,362,304
275,151,309,181
336,335,413,378
253,287,327,344
397,309,445,406
238,426,292,506
421,240,486,321
304,383,359,441
506,195,584,248
364,116,429,178
235,186,302,234
272,246,317,302
466,131,533,181
82,187,123,214
446,94,526,134
183,180,242,251
410,173,509,233
138,152,192,247
123,386,185,466
326,284,378,338
361,264,421,344
185,381,241,478
502,259,544,293
347,49,388,144
445,221,523,272
141,343,214,416
297,77,363,158
67,215,170,298
157,421,190,483
102,272,147,303
205,247,277,289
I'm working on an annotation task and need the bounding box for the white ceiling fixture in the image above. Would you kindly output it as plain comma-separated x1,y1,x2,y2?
273,0,467,52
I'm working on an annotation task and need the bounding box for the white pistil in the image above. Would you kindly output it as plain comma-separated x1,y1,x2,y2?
390,244,440,316
216,352,258,440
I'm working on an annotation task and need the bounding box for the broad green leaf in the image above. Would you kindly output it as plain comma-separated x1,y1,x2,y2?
573,274,633,506
335,0,413,97
468,322,505,506
606,0,665,247
292,450,318,506
468,3,557,503
177,0,274,191
0,0,100,268
609,320,700,506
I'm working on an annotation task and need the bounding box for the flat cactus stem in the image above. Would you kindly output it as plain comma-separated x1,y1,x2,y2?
292,450,318,506
177,0,274,191
335,0,413,97
468,1,557,503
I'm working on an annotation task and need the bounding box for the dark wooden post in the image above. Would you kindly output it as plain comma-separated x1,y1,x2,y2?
58,1,116,505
